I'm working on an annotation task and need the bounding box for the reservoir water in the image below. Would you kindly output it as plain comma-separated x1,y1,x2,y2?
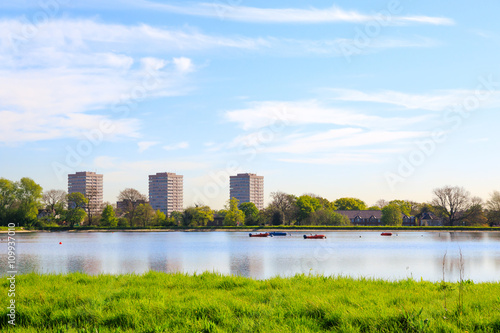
1,231,499,282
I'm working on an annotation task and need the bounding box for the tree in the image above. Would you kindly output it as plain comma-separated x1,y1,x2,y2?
295,195,321,222
100,205,118,227
1,177,44,226
381,204,403,226
486,191,500,226
153,210,167,226
170,211,183,226
17,177,43,221
269,191,298,225
117,188,148,223
388,200,412,216
239,202,259,226
431,186,479,226
0,179,17,225
270,210,284,226
135,203,155,227
367,206,381,211
223,198,245,226
375,199,389,209
303,209,351,226
334,197,367,211
42,189,67,216
183,206,214,227
66,192,88,227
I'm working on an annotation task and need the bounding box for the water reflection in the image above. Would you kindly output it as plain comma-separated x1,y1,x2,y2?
0,231,499,282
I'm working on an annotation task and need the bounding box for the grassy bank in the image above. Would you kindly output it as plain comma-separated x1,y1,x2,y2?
1,272,499,332
14,225,500,232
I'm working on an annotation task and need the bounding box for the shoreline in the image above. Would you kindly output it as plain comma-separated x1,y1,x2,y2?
2,227,499,233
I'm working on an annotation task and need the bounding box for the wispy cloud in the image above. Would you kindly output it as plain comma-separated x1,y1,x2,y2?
220,98,432,165
328,88,500,111
137,2,454,26
224,100,429,130
163,141,189,151
138,141,160,153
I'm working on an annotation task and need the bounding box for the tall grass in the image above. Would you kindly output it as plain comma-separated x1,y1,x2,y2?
1,272,499,332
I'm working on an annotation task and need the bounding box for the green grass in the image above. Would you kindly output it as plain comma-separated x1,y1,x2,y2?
1,272,499,332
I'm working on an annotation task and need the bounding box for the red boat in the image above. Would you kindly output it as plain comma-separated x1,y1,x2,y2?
381,232,392,236
303,234,326,239
249,233,269,237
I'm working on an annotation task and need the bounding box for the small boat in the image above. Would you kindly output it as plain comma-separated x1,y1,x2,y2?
381,232,392,236
303,234,326,239
249,233,269,237
269,232,287,237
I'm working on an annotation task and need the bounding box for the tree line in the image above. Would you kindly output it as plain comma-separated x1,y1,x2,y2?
1,177,499,227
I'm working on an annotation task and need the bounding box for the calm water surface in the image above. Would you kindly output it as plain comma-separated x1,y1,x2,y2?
1,231,499,282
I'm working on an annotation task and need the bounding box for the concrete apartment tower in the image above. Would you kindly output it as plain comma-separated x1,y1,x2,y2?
148,172,183,216
229,173,264,210
68,171,103,215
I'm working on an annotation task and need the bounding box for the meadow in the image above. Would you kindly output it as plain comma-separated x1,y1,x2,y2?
1,272,499,332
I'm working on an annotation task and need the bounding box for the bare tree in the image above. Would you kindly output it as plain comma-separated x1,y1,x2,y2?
375,199,389,209
486,191,500,226
42,189,67,214
486,191,500,211
269,191,297,225
117,188,148,224
118,188,148,202
431,186,479,226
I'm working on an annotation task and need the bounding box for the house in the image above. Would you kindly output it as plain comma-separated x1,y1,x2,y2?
419,212,443,226
336,210,416,226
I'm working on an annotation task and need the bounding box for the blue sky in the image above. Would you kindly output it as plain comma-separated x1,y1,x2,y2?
1,0,499,209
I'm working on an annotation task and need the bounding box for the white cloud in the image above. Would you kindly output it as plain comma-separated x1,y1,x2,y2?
138,141,160,153
264,129,428,154
137,2,454,25
173,57,194,73
328,88,500,111
163,141,189,151
0,18,205,144
224,100,429,131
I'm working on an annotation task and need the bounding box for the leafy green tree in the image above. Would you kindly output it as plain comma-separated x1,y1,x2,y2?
66,192,88,227
303,209,351,226
367,206,381,210
0,179,17,225
183,206,214,227
381,204,403,226
295,195,321,222
223,198,245,226
269,210,283,225
150,210,166,226
334,197,367,211
135,203,155,227
239,202,259,226
389,200,412,216
100,205,118,227
170,211,183,226
117,217,129,227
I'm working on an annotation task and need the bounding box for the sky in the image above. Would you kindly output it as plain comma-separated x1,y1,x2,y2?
1,0,499,209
